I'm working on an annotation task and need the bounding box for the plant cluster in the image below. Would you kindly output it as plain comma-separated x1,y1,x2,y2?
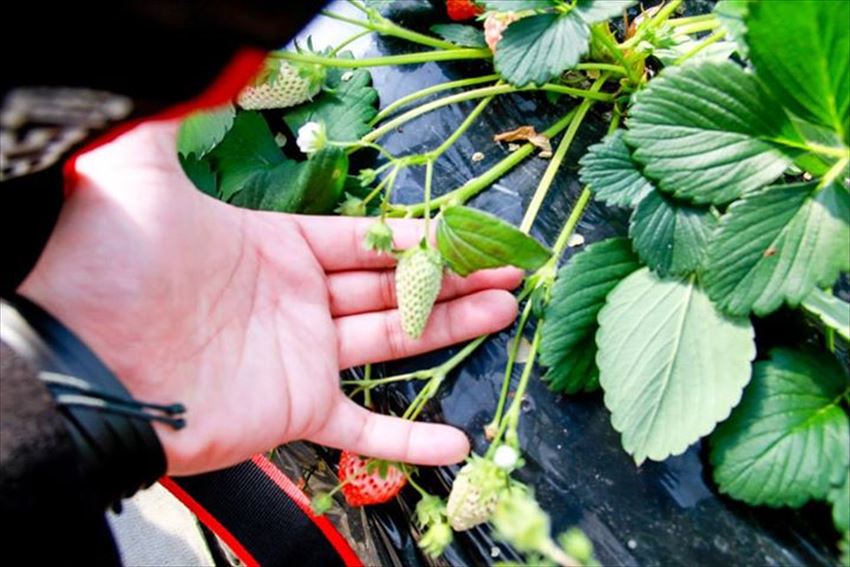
177,0,850,564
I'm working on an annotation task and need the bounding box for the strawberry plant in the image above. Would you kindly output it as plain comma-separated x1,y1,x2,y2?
178,0,850,564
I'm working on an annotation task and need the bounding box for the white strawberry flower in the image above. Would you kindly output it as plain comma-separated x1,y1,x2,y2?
296,121,327,155
493,445,519,471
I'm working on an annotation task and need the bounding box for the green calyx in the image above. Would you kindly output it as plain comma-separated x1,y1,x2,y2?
363,221,394,254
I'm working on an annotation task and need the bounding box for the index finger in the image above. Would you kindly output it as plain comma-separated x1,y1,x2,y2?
288,215,428,272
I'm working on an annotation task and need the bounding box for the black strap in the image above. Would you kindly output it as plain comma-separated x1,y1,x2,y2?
0,296,173,508
170,458,356,567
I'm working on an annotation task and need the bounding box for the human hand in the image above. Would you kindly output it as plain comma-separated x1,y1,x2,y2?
19,119,522,476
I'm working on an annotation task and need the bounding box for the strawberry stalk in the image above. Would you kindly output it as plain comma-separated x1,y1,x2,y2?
326,0,473,51
519,75,607,232
362,83,614,146
372,74,501,123
486,108,622,451
270,48,491,69
387,108,579,218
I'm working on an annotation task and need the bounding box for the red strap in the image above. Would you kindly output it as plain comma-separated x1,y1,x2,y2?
250,455,363,567
159,476,261,567
161,455,363,567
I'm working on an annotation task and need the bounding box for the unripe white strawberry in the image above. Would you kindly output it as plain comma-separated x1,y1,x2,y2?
237,60,325,110
396,244,444,339
446,455,507,531
484,12,520,52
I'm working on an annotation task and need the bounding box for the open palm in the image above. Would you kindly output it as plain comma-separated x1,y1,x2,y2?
20,119,521,475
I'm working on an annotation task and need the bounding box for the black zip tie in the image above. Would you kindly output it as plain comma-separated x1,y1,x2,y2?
39,371,186,416
54,393,187,430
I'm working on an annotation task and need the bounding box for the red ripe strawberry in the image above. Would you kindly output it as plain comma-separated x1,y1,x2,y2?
338,451,407,507
447,0,483,21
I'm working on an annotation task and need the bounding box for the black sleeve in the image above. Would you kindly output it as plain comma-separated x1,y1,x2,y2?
1,341,120,564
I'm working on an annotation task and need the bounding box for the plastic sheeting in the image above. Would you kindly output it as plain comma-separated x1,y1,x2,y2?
270,2,846,565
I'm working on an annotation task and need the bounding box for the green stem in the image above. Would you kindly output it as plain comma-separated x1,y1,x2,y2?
399,336,489,420
827,327,836,353
429,95,495,160
668,13,716,27
649,0,684,27
544,113,621,264
780,140,850,160
674,20,722,35
621,0,684,50
320,9,372,30
362,84,612,145
361,165,396,206
270,48,490,69
541,539,582,567
389,109,579,217
375,19,459,50
341,371,430,387
405,473,430,498
330,29,373,56
363,363,373,408
673,29,726,65
487,298,536,434
575,62,627,75
379,165,401,220
505,330,542,444
372,75,500,124
551,188,593,261
337,140,397,161
322,9,458,50
818,156,850,188
423,160,434,236
346,0,369,14
519,75,607,233
592,27,640,85
487,328,542,455
484,110,621,452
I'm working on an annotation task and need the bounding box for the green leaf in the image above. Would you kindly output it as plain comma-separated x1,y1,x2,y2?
832,472,850,533
575,0,636,23
629,190,717,277
179,154,217,197
295,147,349,214
596,268,755,464
703,182,850,317
713,0,749,58
710,348,850,507
495,13,589,87
284,67,378,143
436,206,551,276
481,0,556,10
801,288,850,343
210,111,285,201
539,238,641,393
430,24,486,48
229,147,348,214
578,130,654,208
789,117,848,177
653,38,737,67
746,0,850,144
230,160,301,211
177,104,235,159
625,60,800,205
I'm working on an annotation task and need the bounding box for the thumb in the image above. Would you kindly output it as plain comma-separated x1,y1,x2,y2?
307,395,470,465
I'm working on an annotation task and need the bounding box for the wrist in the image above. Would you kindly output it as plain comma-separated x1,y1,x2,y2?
0,295,184,508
